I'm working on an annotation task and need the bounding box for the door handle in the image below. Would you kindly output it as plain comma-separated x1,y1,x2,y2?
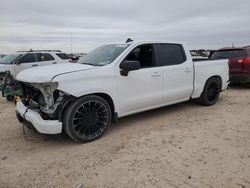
152,72,161,77
52,62,57,64
184,68,192,73
32,64,38,67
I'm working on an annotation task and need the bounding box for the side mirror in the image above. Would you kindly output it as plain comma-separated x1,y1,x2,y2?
15,60,21,65
119,60,140,76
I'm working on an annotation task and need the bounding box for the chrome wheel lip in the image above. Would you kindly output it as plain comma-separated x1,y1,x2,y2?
72,100,109,140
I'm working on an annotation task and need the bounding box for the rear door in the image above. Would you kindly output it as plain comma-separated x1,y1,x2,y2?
37,53,57,66
55,53,70,63
155,43,193,103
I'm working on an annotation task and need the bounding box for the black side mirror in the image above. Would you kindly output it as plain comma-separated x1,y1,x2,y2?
120,60,140,76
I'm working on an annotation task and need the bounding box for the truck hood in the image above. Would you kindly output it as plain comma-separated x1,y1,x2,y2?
0,64,12,73
16,63,95,83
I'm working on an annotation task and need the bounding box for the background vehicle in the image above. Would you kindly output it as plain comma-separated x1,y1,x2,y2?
211,47,250,84
15,41,229,142
0,50,70,80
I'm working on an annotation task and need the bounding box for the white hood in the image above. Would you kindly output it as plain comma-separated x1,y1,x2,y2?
0,64,12,73
16,63,95,83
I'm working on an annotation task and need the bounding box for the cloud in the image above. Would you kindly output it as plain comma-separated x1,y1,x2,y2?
0,0,250,53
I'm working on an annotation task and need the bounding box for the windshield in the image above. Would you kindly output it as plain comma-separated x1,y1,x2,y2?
0,54,22,64
78,44,129,66
211,49,246,59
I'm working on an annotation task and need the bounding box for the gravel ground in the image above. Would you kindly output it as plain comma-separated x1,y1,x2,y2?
0,86,250,188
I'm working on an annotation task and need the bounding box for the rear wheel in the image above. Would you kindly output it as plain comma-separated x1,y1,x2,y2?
199,77,221,106
6,95,14,101
63,95,112,143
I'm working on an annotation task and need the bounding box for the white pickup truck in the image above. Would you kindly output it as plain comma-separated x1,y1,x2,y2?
15,41,229,142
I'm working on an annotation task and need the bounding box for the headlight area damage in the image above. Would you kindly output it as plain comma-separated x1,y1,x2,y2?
20,82,74,121
16,81,76,134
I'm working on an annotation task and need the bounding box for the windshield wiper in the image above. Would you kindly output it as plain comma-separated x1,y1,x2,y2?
81,63,103,66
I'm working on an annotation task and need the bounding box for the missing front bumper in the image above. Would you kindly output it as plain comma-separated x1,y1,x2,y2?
16,101,62,134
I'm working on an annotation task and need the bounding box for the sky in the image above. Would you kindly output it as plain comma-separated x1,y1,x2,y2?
0,0,250,53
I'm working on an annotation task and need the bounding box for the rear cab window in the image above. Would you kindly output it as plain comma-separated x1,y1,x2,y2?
156,43,187,66
56,53,70,60
211,49,247,59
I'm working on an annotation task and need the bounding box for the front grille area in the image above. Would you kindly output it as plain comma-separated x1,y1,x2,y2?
21,83,44,107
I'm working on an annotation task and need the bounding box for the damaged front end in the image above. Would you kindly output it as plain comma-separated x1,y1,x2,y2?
21,82,74,121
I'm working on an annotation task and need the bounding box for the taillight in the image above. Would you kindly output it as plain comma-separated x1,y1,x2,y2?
243,58,250,64
237,59,244,63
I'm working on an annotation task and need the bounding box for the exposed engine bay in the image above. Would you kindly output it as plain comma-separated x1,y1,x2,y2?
20,82,74,121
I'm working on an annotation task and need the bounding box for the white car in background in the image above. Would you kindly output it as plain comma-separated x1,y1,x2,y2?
0,50,70,80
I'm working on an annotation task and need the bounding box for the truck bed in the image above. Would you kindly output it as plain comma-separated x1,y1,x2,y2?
191,59,229,99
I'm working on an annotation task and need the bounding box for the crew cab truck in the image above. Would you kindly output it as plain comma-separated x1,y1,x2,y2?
15,41,229,142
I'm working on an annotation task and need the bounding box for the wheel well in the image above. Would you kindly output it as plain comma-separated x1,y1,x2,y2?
194,75,223,100
207,76,222,90
91,93,115,115
59,93,115,122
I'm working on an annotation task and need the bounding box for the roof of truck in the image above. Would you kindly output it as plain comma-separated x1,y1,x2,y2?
126,40,185,45
16,50,62,53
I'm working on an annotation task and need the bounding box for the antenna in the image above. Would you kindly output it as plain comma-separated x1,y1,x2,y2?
126,38,133,43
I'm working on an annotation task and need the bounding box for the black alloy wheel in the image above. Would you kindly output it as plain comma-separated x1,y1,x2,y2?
206,80,220,103
64,95,112,142
199,77,221,106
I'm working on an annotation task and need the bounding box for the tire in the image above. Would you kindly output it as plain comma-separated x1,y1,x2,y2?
0,73,5,83
0,73,5,91
199,77,221,106
63,95,112,143
6,95,14,101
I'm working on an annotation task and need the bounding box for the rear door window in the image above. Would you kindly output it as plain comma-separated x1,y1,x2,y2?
156,44,186,66
56,53,70,59
38,53,55,61
18,54,37,64
211,49,247,59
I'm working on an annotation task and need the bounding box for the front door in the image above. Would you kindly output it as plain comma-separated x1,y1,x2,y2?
117,44,163,116
14,53,39,76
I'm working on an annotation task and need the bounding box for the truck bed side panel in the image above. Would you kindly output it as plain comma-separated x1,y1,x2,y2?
191,60,229,99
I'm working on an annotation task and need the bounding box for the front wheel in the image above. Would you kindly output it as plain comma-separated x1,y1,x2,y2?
199,77,221,106
63,95,112,143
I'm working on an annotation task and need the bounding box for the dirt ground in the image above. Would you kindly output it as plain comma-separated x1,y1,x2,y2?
0,86,250,188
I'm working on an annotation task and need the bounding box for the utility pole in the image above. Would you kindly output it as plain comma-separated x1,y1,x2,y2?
70,32,72,54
